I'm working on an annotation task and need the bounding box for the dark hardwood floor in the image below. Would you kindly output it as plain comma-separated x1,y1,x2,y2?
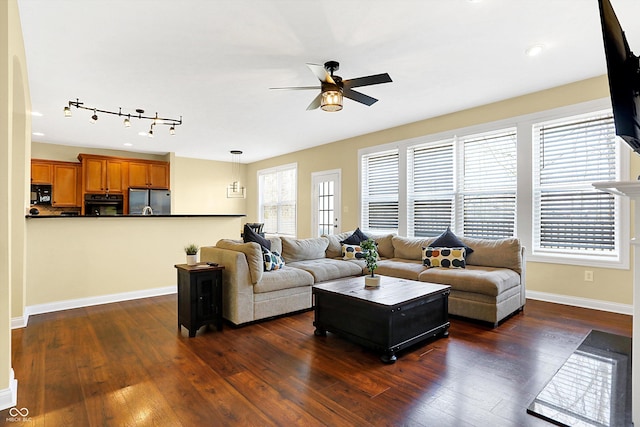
4,296,632,426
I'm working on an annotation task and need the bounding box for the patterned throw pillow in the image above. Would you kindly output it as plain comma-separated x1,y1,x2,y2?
342,244,367,260
422,247,466,268
263,248,285,271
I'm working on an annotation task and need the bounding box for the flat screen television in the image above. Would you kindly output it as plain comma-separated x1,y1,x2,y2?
598,0,640,153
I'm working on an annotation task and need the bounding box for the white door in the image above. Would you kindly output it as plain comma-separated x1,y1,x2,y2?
312,170,341,237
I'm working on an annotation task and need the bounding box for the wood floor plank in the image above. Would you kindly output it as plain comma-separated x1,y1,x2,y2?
4,295,632,427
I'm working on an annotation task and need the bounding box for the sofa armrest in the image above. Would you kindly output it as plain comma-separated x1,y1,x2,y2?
200,246,256,325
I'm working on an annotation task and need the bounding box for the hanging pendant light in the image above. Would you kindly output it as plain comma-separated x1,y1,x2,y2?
227,150,246,198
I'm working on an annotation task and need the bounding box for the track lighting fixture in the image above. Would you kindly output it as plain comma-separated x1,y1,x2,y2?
64,98,182,136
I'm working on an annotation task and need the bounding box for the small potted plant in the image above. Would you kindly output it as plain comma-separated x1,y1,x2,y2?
184,243,199,266
360,238,380,288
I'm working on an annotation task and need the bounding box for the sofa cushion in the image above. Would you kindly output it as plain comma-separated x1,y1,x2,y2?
460,237,522,274
392,236,435,260
324,231,353,258
268,236,283,254
253,267,314,294
431,227,474,255
422,247,466,268
418,265,520,296
243,224,271,250
216,239,264,284
281,237,329,262
369,233,395,259
263,248,285,271
375,258,426,280
288,258,363,283
340,227,370,245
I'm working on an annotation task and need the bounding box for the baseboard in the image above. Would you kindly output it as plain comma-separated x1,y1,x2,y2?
14,286,176,328
526,290,633,315
0,369,17,411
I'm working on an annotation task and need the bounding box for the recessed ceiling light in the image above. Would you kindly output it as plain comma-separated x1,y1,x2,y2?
32,132,45,136
31,111,43,117
525,44,544,57
123,143,133,147
138,131,147,137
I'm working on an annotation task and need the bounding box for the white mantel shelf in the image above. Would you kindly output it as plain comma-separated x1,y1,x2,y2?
593,180,640,197
594,180,639,426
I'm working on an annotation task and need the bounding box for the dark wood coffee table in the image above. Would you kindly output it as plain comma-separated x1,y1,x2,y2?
313,275,450,363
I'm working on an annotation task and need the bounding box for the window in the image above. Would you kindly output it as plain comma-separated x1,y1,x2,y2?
258,163,297,236
408,140,454,237
358,100,627,267
460,130,517,239
533,112,620,262
406,129,517,239
361,149,399,233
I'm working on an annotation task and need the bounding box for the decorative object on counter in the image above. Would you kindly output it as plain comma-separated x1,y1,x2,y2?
29,207,39,215
64,98,182,137
227,150,246,198
361,238,380,288
184,243,199,265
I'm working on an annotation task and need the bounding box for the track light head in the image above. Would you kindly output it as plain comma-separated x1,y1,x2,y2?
90,110,98,124
64,106,72,117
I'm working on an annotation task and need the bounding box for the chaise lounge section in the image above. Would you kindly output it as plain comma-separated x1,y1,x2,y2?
200,230,525,327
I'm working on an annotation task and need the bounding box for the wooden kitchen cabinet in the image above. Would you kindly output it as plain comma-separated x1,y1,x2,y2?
31,160,53,184
128,160,169,189
52,163,81,207
79,155,125,193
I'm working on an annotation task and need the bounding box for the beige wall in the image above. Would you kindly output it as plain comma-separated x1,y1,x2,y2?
26,216,242,307
170,154,247,217
2,0,30,409
246,76,636,308
31,141,169,163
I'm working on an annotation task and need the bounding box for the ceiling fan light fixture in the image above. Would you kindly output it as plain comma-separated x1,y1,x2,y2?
321,89,343,112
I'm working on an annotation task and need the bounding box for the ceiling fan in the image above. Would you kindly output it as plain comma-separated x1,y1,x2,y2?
271,61,392,111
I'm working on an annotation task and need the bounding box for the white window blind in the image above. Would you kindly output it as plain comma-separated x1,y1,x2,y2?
533,113,618,258
361,149,399,233
408,141,454,237
460,130,517,239
259,164,297,236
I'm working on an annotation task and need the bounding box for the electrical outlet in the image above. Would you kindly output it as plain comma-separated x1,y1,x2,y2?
584,270,594,282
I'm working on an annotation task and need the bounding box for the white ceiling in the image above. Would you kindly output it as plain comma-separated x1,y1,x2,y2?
17,0,640,163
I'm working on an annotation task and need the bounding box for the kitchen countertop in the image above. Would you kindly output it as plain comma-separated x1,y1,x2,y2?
26,214,246,218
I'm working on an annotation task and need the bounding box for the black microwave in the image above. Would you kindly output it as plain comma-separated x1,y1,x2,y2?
30,184,52,205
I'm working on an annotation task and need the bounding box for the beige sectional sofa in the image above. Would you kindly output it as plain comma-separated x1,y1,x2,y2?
200,231,525,327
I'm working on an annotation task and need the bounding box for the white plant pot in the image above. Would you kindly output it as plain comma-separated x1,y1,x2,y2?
365,275,381,288
186,254,198,266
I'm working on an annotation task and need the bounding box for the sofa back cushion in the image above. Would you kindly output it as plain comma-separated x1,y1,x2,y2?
460,236,522,274
392,236,435,260
268,236,282,254
369,233,396,259
216,239,263,284
281,236,329,262
324,231,353,258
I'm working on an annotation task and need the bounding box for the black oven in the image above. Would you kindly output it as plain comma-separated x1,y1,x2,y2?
84,194,124,216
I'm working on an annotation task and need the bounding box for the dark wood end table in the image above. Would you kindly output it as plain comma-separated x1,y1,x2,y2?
313,275,450,363
175,263,224,337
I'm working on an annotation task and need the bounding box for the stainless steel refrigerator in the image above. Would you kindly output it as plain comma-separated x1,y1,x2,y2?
129,189,171,215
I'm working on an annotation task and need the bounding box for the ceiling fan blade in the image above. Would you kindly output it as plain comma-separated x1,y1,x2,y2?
343,73,392,89
306,63,336,85
343,87,378,106
306,93,322,110
269,86,320,90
